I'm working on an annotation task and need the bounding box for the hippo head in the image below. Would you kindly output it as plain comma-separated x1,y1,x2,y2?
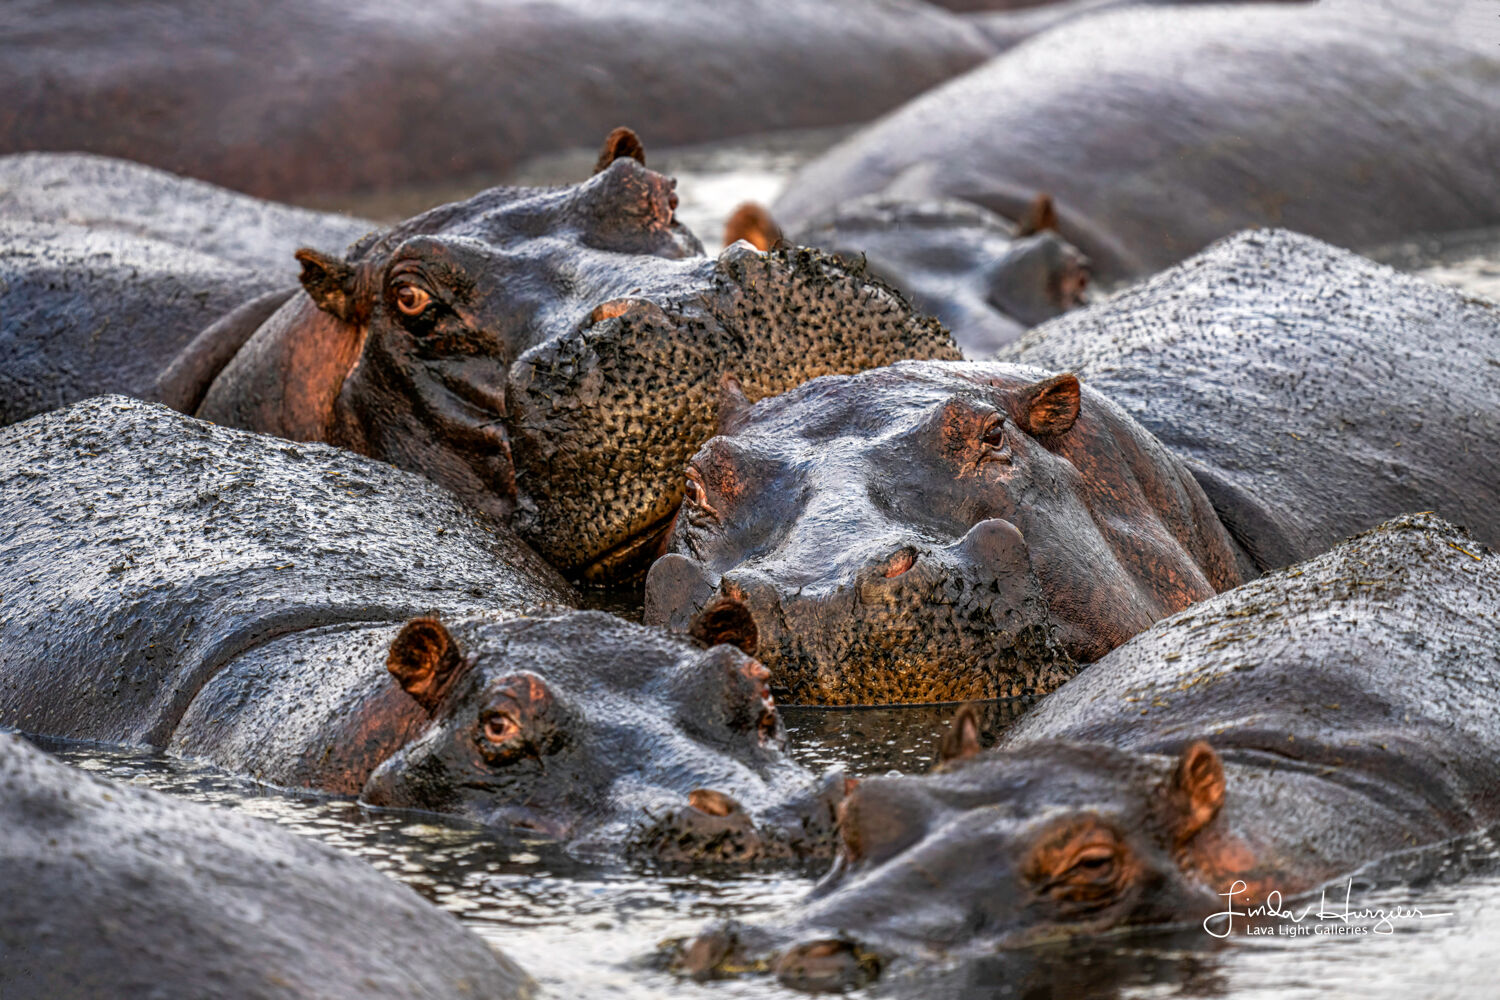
680,728,1236,990
644,361,1247,704
360,610,843,862
784,195,1091,357
198,129,958,579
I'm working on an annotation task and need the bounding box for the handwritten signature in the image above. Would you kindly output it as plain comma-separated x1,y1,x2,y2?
1204,879,1452,939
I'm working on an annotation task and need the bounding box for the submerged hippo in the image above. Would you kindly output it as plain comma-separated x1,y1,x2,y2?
0,734,532,1000
0,0,992,201
0,135,957,578
645,232,1499,703
678,515,1500,989
780,194,1091,355
0,398,841,861
773,2,1500,284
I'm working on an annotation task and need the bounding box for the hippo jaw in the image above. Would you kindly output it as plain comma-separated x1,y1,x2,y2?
677,741,1233,988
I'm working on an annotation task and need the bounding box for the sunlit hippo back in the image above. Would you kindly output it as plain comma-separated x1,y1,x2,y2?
644,361,1249,705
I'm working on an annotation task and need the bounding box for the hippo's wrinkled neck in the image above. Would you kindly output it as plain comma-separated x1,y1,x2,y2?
196,295,366,441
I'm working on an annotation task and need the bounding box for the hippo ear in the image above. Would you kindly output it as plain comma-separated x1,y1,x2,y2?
593,126,646,174
716,372,754,434
1019,373,1081,437
295,248,358,323
722,202,783,252
936,703,983,766
387,618,464,713
1015,192,1060,237
1163,741,1226,846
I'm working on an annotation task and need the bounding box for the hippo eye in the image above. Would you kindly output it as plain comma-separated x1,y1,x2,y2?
482,710,521,745
683,467,719,520
979,414,1011,463
393,283,432,317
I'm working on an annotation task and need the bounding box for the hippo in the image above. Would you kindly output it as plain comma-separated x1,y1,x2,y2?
676,514,1500,989
0,136,958,579
0,734,532,1000
0,398,842,861
645,231,1499,703
0,0,993,202
771,1,1500,284
778,194,1091,355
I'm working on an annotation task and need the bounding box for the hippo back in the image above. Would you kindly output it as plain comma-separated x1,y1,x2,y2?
0,734,532,1000
1003,230,1500,570
0,396,572,747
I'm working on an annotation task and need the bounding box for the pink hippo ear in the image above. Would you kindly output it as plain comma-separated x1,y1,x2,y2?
1015,192,1060,237
387,618,464,713
593,126,646,174
1162,741,1226,846
295,248,359,323
936,703,983,766
1019,372,1081,436
722,202,783,252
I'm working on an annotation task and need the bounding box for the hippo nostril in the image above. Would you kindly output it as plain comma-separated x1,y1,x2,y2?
774,938,881,992
688,788,741,818
689,595,759,657
880,546,918,579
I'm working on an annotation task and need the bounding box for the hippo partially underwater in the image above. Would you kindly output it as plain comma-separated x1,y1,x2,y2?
646,232,1500,703
677,514,1500,990
0,734,532,1000
774,1,1500,286
0,134,959,579
0,398,842,862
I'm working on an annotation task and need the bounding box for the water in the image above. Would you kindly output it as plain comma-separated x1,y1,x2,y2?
26,709,1500,1000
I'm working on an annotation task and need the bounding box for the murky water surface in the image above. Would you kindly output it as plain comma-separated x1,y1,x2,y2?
29,706,1500,999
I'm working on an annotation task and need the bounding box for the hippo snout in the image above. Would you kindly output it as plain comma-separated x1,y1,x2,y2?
639,789,765,864
773,938,882,992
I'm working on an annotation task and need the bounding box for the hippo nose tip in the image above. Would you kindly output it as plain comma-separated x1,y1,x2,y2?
688,594,759,658
687,788,743,818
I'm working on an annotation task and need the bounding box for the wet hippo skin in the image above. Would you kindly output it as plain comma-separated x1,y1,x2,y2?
678,515,1500,989
0,733,533,1000
0,398,842,861
774,2,1500,284
647,232,1499,704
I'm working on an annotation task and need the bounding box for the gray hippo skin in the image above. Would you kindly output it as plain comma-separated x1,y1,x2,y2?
786,195,1091,355
679,515,1500,990
0,0,992,201
0,734,532,1000
773,2,1500,284
0,139,958,580
0,399,842,861
645,233,1499,703
0,154,374,426
1002,229,1500,571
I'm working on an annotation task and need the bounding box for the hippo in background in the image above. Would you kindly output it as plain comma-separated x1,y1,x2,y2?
0,0,994,202
0,133,958,580
677,514,1500,990
763,193,1091,355
0,398,842,862
645,231,1499,704
0,734,532,1000
772,2,1500,284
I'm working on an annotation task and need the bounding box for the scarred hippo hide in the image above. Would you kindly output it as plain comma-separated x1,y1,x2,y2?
0,0,994,202
677,515,1500,990
0,734,533,1000
0,398,842,862
773,2,1500,284
646,232,1499,704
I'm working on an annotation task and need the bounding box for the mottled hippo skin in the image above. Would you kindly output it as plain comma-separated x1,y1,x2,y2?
773,2,1500,284
784,195,1091,355
0,399,841,861
680,516,1500,990
1,139,957,579
0,735,532,1000
0,0,993,201
647,233,1499,704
